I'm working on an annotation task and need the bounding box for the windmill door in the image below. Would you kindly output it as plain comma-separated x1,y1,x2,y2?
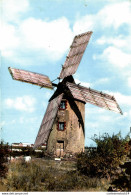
56,140,64,157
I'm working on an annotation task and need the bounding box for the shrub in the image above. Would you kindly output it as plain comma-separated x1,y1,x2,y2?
108,139,131,191
0,141,9,178
77,133,130,179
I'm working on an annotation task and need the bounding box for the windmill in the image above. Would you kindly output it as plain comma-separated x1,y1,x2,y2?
8,31,123,157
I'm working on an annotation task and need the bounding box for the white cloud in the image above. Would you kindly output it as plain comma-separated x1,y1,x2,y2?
20,17,73,60
73,1,131,33
96,35,127,48
104,91,131,107
98,1,131,29
1,17,73,63
5,96,36,112
73,14,95,34
114,92,131,107
85,91,131,125
99,46,131,68
0,23,20,52
1,0,131,66
1,0,73,64
1,0,29,23
93,78,109,86
75,78,91,88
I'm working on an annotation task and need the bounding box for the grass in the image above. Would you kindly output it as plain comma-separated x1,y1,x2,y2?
2,158,110,192
0,181,7,191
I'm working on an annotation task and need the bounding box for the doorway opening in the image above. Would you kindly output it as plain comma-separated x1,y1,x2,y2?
56,140,64,157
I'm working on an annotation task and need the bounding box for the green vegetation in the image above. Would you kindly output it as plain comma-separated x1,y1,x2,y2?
5,160,44,191
77,133,130,180
0,141,9,178
0,132,130,192
3,160,109,191
109,139,131,191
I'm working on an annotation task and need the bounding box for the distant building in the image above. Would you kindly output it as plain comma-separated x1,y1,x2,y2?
19,142,31,147
12,142,32,147
11,142,46,149
11,143,21,147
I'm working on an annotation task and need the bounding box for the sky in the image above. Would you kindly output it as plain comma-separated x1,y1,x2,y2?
0,0,131,146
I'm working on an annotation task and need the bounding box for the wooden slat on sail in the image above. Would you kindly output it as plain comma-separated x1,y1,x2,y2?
8,67,53,89
59,31,92,79
66,82,122,114
34,93,63,148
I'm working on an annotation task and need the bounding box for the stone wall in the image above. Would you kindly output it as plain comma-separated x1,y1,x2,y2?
47,99,85,157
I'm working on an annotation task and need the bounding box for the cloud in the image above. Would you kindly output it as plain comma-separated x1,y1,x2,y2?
5,96,36,112
73,14,95,34
0,23,20,52
73,1,131,87
73,1,131,33
1,0,29,23
98,46,131,68
85,91,131,123
1,16,73,64
1,0,131,66
114,93,131,107
20,17,73,60
98,1,131,29
1,0,73,64
74,78,91,88
104,91,131,107
93,78,109,86
96,35,127,48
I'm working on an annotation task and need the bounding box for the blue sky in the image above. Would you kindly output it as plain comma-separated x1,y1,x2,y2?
0,0,131,146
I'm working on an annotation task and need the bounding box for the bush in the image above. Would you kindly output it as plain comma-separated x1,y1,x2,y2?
77,133,130,179
0,141,9,178
108,139,131,191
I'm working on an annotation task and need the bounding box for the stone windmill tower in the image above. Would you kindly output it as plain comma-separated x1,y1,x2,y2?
8,31,122,157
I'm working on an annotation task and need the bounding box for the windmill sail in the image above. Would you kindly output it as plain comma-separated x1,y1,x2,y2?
66,82,123,114
8,67,53,89
59,31,93,79
34,93,63,148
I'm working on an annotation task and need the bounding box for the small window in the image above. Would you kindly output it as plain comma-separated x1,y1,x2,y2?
57,122,66,131
59,100,67,110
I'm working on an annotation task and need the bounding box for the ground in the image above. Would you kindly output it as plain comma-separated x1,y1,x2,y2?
0,157,110,192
